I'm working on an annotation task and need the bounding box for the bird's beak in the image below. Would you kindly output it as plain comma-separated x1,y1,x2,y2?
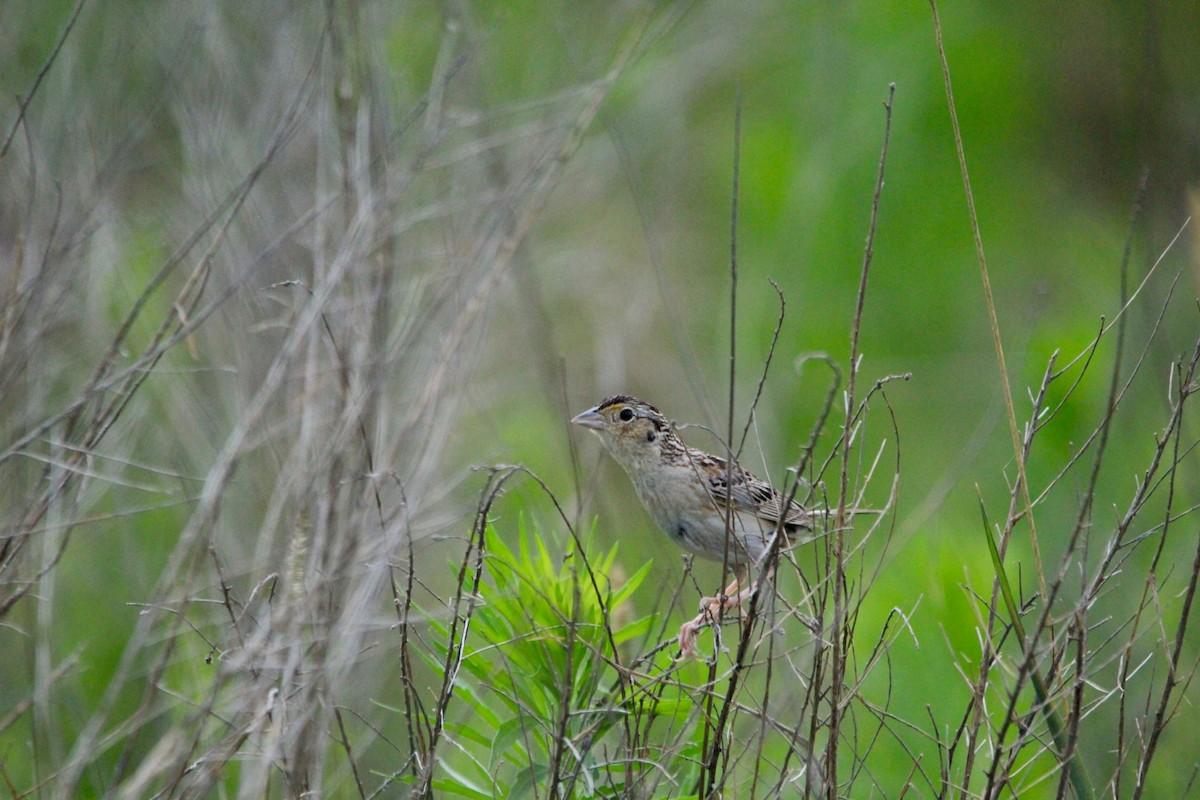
571,407,607,430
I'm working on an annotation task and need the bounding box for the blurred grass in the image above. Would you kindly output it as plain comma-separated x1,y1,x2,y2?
2,1,1199,797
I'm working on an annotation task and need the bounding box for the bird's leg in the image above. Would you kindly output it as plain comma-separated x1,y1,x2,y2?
698,575,744,611
679,569,750,657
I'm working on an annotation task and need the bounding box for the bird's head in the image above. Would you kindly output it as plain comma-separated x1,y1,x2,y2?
571,395,671,466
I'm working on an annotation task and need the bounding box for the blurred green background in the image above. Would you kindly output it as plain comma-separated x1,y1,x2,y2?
2,0,1198,796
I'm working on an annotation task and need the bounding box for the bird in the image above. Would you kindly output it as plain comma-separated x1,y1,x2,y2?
571,394,811,657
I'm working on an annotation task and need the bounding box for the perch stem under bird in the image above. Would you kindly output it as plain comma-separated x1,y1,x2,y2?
572,395,821,657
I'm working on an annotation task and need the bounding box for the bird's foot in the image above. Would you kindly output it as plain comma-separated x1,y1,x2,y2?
678,595,746,658
678,617,703,658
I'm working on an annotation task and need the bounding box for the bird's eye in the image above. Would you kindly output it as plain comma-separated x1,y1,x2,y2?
618,408,635,422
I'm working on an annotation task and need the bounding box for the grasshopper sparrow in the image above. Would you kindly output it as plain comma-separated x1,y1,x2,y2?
572,395,810,656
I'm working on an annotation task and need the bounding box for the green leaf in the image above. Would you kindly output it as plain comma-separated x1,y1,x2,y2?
431,776,492,800
490,716,532,770
510,761,548,799
447,718,494,750
609,559,652,609
451,678,506,728
612,614,655,645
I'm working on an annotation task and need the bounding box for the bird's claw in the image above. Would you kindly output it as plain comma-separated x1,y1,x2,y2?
678,620,701,658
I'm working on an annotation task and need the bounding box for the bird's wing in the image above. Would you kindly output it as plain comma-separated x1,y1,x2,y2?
694,451,810,532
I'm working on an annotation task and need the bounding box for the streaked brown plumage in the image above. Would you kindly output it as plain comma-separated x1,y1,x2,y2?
572,395,810,656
